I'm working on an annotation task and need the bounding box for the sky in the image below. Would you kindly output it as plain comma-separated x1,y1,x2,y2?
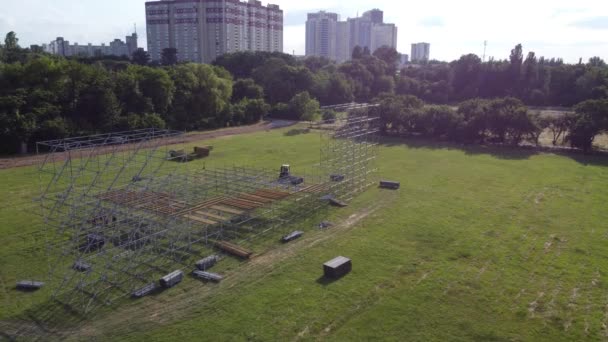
1,0,607,63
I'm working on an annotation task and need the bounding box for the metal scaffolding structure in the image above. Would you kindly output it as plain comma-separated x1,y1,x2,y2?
34,107,379,314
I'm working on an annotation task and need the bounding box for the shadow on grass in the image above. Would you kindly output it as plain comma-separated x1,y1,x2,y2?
0,300,86,341
284,128,311,137
379,136,608,167
316,275,347,286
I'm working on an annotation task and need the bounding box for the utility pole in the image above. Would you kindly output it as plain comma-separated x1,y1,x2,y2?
483,40,487,62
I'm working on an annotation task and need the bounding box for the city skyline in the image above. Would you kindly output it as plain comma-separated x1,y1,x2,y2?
1,0,607,63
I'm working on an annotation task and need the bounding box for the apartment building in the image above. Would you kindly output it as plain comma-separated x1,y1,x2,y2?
145,0,283,64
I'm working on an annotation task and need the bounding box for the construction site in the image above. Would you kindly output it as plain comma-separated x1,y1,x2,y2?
27,104,380,315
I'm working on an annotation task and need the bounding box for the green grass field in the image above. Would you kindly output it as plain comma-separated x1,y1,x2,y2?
1,124,608,341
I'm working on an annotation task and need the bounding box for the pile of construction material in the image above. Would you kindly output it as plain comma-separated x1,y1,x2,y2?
168,146,213,162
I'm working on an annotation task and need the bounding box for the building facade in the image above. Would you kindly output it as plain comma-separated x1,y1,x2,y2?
305,8,397,63
305,11,338,60
411,42,430,62
44,33,138,58
145,0,283,64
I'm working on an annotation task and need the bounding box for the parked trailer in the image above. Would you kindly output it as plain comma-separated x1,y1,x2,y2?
160,270,184,288
131,282,157,298
192,270,223,283
16,280,45,291
323,256,352,279
195,255,220,271
282,231,304,243
379,180,400,190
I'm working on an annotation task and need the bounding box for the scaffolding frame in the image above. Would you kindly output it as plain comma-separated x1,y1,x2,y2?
34,106,379,314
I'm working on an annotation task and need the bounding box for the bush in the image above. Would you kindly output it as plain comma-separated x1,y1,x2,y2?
322,109,337,122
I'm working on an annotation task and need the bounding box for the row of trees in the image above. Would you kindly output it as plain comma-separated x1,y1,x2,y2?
399,45,608,107
373,94,608,152
2,29,607,154
0,56,280,153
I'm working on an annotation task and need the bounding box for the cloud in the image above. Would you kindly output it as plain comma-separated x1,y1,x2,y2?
418,16,444,27
551,7,589,18
571,16,608,29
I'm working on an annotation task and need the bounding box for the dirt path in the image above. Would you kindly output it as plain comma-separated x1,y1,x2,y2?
0,120,297,170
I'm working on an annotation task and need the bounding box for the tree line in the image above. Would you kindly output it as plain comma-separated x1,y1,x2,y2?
1,30,607,154
372,95,608,152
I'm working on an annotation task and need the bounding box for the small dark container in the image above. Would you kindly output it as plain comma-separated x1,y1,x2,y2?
196,255,219,271
379,180,400,190
159,270,184,288
131,282,157,298
16,280,44,291
323,256,352,279
192,270,223,283
282,230,304,243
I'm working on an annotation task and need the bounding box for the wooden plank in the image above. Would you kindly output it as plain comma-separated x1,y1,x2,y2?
195,211,228,222
239,193,273,203
174,197,227,216
254,189,289,199
229,197,264,207
210,205,245,215
184,214,218,225
252,189,283,198
219,200,257,210
215,241,252,259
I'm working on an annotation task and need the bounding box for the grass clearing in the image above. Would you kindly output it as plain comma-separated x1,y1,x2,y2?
1,124,608,341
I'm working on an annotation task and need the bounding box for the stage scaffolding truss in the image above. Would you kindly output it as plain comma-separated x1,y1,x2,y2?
35,107,379,313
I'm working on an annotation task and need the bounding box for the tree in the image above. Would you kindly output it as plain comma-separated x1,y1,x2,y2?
509,44,524,95
588,57,606,68
545,114,573,145
4,31,19,50
169,63,233,129
289,91,320,121
352,46,363,60
132,48,150,66
451,54,482,100
567,99,608,152
252,58,314,104
213,51,297,79
161,48,178,66
241,98,270,123
373,46,400,72
136,66,175,114
232,78,264,101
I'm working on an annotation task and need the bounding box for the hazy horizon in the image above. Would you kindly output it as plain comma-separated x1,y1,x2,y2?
1,0,607,63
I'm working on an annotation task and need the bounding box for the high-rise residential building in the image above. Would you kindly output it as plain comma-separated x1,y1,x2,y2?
44,33,138,58
411,42,430,62
305,8,397,63
126,33,139,56
145,0,283,64
305,11,338,60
